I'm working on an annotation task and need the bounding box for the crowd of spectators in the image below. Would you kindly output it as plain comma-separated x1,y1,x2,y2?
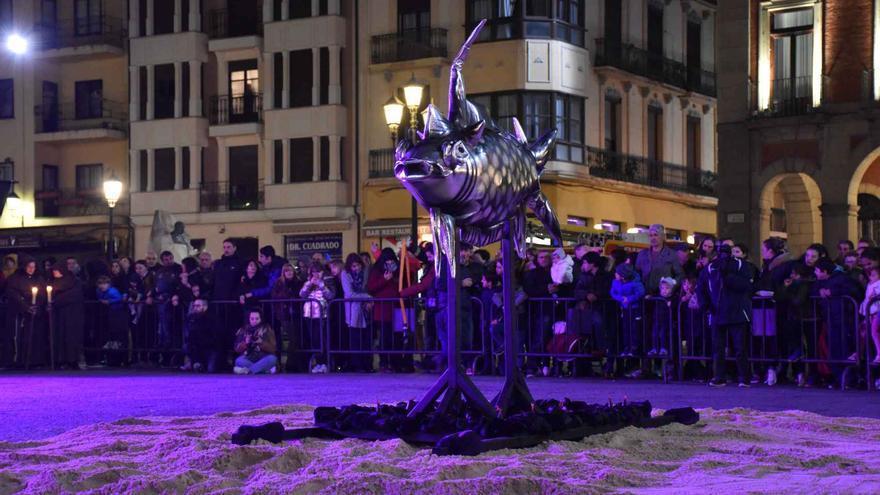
0,225,877,390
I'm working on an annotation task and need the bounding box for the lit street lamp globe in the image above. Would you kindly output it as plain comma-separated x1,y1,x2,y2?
103,175,123,208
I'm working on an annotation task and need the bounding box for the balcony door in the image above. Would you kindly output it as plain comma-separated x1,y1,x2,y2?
41,81,59,132
771,8,813,112
228,0,260,37
646,3,663,79
75,79,103,119
686,19,701,88
398,0,430,51
228,60,259,123
228,145,259,210
74,0,102,36
604,0,621,56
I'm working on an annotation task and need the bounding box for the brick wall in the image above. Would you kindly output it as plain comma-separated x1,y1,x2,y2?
824,0,873,103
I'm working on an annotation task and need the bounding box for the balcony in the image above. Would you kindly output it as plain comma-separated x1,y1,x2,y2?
205,9,262,39
34,16,126,59
371,28,447,64
585,146,716,196
368,148,395,178
594,39,716,97
34,99,128,142
35,188,125,218
760,76,813,118
209,94,262,125
200,181,264,212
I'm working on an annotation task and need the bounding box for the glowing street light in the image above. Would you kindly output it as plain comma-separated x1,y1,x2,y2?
103,174,123,260
5,34,29,55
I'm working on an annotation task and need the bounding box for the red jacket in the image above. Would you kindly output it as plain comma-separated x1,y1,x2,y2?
400,265,434,298
367,269,401,323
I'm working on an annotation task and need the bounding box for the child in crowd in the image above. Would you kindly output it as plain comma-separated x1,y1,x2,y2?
550,248,574,287
300,262,334,373
96,275,128,365
648,277,677,357
860,266,880,364
611,264,645,357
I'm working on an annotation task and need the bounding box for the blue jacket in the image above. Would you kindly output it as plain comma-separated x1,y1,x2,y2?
97,286,124,309
611,277,645,309
251,256,288,299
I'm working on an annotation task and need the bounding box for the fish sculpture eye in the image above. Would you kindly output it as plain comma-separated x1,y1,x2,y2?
443,140,468,168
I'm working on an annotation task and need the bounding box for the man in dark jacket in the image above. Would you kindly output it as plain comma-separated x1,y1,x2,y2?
187,251,215,300
811,259,862,388
212,238,244,366
182,298,220,373
4,257,46,368
251,245,288,299
698,245,754,387
152,251,181,352
523,250,554,374
48,262,85,369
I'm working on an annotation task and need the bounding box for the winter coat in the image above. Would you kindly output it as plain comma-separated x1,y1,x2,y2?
810,272,862,326
697,256,754,326
5,269,45,314
251,256,288,299
340,271,371,329
366,268,401,324
153,263,181,301
185,309,218,353
610,277,645,309
212,254,244,301
51,269,84,308
756,252,793,294
862,279,880,316
635,246,684,294
299,277,334,319
239,272,268,308
573,269,612,303
96,286,124,309
234,323,277,360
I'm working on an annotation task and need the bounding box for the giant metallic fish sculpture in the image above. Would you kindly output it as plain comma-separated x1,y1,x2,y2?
394,19,562,277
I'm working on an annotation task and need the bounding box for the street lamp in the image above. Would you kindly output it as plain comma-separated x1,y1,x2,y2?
385,75,425,248
5,188,21,227
5,33,29,55
103,174,123,260
383,95,405,142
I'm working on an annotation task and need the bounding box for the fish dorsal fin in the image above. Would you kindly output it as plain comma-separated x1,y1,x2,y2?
529,129,557,175
448,20,487,128
419,104,453,141
511,117,528,145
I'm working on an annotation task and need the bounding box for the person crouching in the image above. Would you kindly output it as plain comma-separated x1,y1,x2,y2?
233,308,278,375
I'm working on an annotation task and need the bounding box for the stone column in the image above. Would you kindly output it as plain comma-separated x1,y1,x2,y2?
328,46,341,104
821,203,859,250
174,0,182,32
189,60,202,117
145,0,154,36
189,0,201,31
189,145,201,188
146,65,155,119
146,149,155,192
281,0,289,20
264,54,274,110
129,66,140,121
129,0,140,37
312,47,320,105
174,147,183,189
130,149,141,192
265,139,275,183
328,135,340,180
312,136,320,181
218,144,228,183
282,139,290,183
174,62,183,118
281,51,290,108
263,0,274,22
327,0,340,15
312,0,320,16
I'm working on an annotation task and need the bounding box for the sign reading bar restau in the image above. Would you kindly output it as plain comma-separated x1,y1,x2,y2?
285,233,343,262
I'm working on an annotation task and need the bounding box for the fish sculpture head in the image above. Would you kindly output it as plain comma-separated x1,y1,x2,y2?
393,108,485,209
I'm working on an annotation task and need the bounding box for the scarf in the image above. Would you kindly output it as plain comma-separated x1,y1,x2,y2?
350,270,365,292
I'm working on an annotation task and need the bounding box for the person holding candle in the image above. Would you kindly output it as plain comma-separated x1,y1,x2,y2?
50,261,86,370
2,256,47,368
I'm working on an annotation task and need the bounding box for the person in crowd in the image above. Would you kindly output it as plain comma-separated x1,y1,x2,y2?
213,239,244,363
836,240,855,266
857,239,873,257
676,245,697,278
649,277,677,358
50,261,86,370
251,246,287,301
842,252,866,288
325,260,345,370
458,243,484,355
311,252,327,268
239,259,267,309
233,308,277,374
485,258,528,371
66,256,87,284
270,263,304,372
472,249,490,267
300,262,334,373
359,252,373,280
367,248,404,372
3,254,18,279
732,243,759,281
175,257,199,308
863,266,880,365
4,256,46,368
719,238,735,249
404,244,442,371
96,275,128,366
635,224,683,295
699,236,717,262
801,243,829,269
609,248,628,271
110,260,128,292
572,242,590,278
523,249,555,376
550,248,574,292
180,298,219,373
188,251,214,300
127,259,153,326
860,247,880,274
144,251,159,273
152,251,181,358
341,253,374,373
811,258,862,389
118,256,132,277
756,237,792,297
611,264,645,360
678,275,710,380
42,258,56,277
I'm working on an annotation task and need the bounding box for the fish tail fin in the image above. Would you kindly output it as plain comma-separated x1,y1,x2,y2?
529,129,557,176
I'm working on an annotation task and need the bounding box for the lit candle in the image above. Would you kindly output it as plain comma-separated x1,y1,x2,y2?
46,285,53,304
31,287,37,305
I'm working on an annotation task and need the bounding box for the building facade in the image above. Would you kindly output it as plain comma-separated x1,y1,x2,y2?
360,0,719,251
717,0,880,256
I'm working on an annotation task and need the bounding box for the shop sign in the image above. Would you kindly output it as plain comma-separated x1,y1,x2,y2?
0,235,42,250
285,233,343,262
364,225,431,238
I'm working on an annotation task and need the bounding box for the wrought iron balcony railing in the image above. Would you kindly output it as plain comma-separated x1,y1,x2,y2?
205,8,262,39
208,94,262,125
200,180,264,212
371,28,448,64
34,99,128,134
368,148,395,178
34,15,126,50
586,146,717,196
35,188,127,218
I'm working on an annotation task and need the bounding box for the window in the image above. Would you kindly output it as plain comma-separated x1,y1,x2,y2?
686,19,702,87
0,79,12,119
138,0,147,36
647,104,662,162
646,3,663,79
138,66,147,119
75,80,102,119
42,166,59,191
290,138,313,183
604,0,621,44
290,49,312,107
74,0,102,35
474,91,585,163
228,60,259,123
273,0,283,21
0,0,11,30
154,64,175,119
273,53,284,108
76,164,103,192
398,0,430,33
290,0,311,18
466,0,585,46
320,136,330,181
139,150,148,191
181,62,190,117
604,94,621,153
182,147,190,189
274,140,283,183
686,116,700,170
154,148,175,191
153,0,174,35
39,165,59,217
319,47,329,105
771,8,813,112
0,160,12,181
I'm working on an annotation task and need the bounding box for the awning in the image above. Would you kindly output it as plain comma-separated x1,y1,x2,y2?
363,218,431,238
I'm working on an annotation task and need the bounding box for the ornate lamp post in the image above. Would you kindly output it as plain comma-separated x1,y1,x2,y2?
103,174,123,260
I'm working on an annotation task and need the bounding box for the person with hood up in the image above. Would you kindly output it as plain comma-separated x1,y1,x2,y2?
49,261,86,369
4,256,46,367
611,263,645,358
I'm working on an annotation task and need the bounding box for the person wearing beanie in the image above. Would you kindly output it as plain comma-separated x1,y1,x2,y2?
611,263,645,358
